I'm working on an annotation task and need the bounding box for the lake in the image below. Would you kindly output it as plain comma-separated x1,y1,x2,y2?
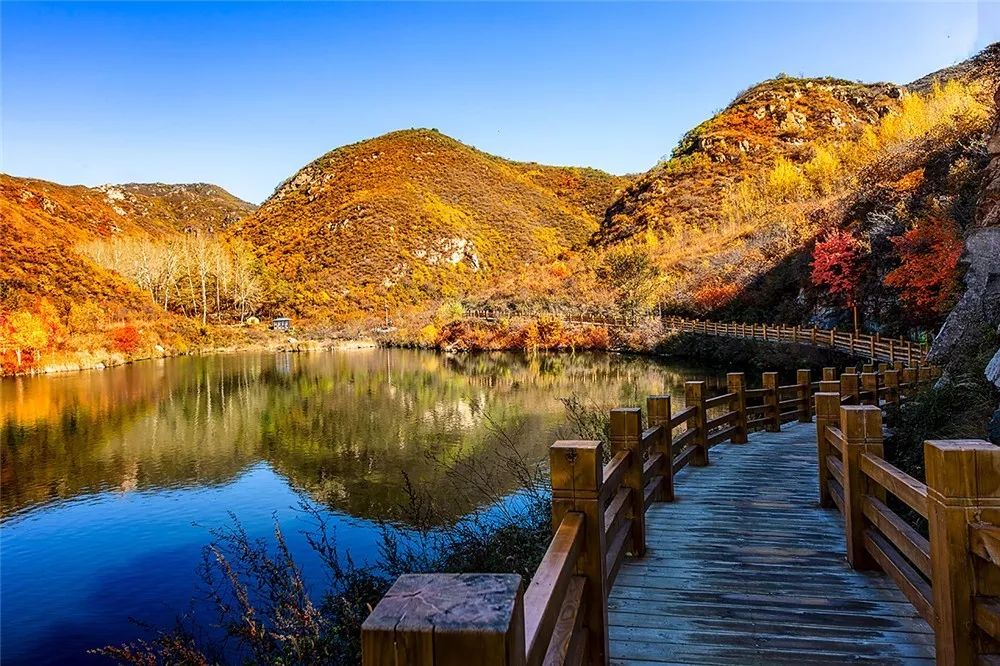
0,349,732,664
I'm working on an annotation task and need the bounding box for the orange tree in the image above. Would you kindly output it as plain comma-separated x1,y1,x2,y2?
883,218,963,322
810,229,866,333
7,311,49,369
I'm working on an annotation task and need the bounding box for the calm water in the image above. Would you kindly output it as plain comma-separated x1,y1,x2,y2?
1,349,729,664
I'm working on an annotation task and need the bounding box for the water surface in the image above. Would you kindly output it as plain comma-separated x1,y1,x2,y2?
1,349,729,664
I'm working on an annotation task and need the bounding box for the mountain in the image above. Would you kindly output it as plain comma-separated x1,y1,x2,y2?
582,44,999,327
0,174,256,315
234,129,629,320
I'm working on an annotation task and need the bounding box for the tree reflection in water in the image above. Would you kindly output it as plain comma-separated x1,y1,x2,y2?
1,349,730,523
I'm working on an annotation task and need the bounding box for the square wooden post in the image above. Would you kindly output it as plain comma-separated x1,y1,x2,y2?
883,370,899,406
861,372,879,406
869,337,876,360
727,373,748,444
925,440,1000,666
797,369,812,422
762,372,780,432
889,339,896,364
646,395,673,501
685,381,709,466
814,393,840,508
839,406,885,570
862,363,875,374
840,373,860,406
822,367,837,381
902,367,917,398
819,380,840,393
611,408,646,557
362,573,526,666
550,440,608,664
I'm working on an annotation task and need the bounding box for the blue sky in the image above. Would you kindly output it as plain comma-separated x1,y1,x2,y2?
2,2,997,204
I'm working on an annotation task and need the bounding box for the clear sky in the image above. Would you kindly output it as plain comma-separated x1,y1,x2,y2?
2,2,997,204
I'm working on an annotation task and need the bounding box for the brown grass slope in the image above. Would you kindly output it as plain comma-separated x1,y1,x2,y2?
234,129,629,320
0,174,254,316
594,77,905,245
588,44,999,321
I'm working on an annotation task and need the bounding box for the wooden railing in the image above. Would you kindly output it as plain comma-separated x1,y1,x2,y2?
360,363,965,666
465,309,929,364
815,368,1000,665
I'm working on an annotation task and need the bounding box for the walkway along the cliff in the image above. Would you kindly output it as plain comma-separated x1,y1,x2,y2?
362,361,1000,665
466,310,931,366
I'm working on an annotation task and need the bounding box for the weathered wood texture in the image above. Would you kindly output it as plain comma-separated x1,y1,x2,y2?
607,422,934,665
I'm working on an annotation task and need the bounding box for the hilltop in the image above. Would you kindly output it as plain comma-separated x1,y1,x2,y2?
234,129,629,320
0,175,257,314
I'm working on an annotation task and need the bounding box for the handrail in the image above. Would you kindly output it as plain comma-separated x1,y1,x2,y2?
464,308,931,364
523,512,585,665
363,361,962,666
814,382,999,666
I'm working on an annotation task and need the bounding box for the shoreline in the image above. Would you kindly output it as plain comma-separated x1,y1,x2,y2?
1,336,381,379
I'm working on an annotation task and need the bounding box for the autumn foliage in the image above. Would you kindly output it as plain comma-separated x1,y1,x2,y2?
110,325,142,354
811,230,865,330
884,219,964,319
692,282,741,313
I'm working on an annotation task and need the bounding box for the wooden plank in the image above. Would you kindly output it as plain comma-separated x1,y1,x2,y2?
861,495,931,578
975,597,1000,643
672,445,697,474
863,529,934,624
541,576,586,666
525,513,584,665
603,451,630,493
706,425,737,446
605,520,631,588
859,453,929,519
970,523,1000,567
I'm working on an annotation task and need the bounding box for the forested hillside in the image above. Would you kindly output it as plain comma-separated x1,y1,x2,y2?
234,128,629,320
3,45,999,374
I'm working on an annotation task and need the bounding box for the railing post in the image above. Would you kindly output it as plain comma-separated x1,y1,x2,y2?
550,440,608,664
925,440,1000,666
814,393,840,508
362,573,526,666
727,372,748,443
883,370,899,406
862,363,875,374
840,405,885,570
819,380,840,393
797,369,812,422
610,408,646,557
889,339,896,364
902,367,917,398
822,367,836,381
685,381,709,466
861,372,879,406
840,372,859,405
646,395,674,501
762,372,780,432
869,336,876,360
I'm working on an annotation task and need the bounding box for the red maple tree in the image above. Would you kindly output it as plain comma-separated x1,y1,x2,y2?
811,230,865,332
883,219,963,320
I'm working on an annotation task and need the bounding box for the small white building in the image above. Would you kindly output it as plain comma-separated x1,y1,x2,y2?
271,317,291,332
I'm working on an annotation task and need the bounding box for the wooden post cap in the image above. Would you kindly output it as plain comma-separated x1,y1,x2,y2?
362,573,525,666
924,440,1000,499
550,440,602,496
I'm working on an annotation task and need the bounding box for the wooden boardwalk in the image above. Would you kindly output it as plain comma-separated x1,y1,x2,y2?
608,421,935,665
